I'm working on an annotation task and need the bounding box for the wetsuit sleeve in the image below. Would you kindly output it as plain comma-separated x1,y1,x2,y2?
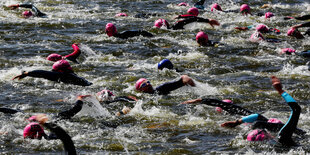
200,98,253,116
299,22,310,28
295,15,310,20
177,14,196,19
19,4,46,17
297,50,310,58
26,70,63,82
241,114,259,123
155,78,184,95
64,50,80,64
0,108,21,114
278,92,301,146
114,30,153,39
43,123,76,155
58,100,83,119
171,17,209,30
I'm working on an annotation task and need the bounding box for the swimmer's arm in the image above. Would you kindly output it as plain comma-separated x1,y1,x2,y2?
181,98,202,104
64,43,81,63
57,95,91,119
292,22,310,29
221,119,243,128
116,107,131,116
294,15,310,21
221,113,259,128
12,71,28,80
0,108,21,114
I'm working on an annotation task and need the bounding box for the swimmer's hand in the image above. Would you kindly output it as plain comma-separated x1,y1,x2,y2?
221,120,242,128
77,95,91,100
8,4,19,10
116,107,131,116
208,19,220,28
181,75,195,87
12,71,28,80
35,114,49,124
261,4,270,9
271,76,284,95
127,96,138,101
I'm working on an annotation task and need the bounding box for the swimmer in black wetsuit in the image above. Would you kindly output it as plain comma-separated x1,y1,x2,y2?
105,23,153,39
284,14,310,21
135,75,195,95
221,76,303,146
288,21,310,38
154,16,220,30
8,3,47,18
12,60,92,86
46,43,81,64
195,31,220,47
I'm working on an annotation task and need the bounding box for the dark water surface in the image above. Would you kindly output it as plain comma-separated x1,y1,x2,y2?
0,0,310,154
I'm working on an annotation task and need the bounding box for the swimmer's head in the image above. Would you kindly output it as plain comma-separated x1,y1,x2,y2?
22,11,33,18
240,4,251,15
28,115,37,122
154,19,169,29
287,28,304,39
23,122,44,139
96,89,115,102
115,13,128,17
211,3,223,12
105,23,117,37
280,48,296,55
46,53,63,62
196,31,208,46
256,24,269,33
216,99,233,113
158,59,174,70
268,118,282,124
187,7,199,16
250,31,264,42
178,2,188,6
135,78,153,93
52,60,73,73
265,12,274,19
247,129,271,141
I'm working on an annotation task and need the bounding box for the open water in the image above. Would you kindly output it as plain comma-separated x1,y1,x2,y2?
0,0,310,154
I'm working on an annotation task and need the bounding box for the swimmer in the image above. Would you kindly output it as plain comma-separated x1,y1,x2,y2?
280,48,310,59
284,14,310,21
196,31,220,47
288,21,310,38
175,7,199,19
157,59,182,72
46,43,81,63
105,23,153,39
235,24,280,34
30,114,77,154
8,3,47,18
221,76,302,146
12,60,92,86
135,75,195,95
154,16,220,30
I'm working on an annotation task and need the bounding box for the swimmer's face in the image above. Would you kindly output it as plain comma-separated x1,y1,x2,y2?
139,80,154,93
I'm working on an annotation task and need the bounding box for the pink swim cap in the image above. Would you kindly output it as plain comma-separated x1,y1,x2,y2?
154,19,169,28
268,118,282,124
96,89,115,102
115,13,128,17
28,115,37,122
105,23,117,37
23,122,45,139
178,2,188,6
52,60,73,73
46,53,63,62
22,11,33,18
265,12,274,19
196,31,208,46
240,4,251,15
287,27,298,37
280,48,296,55
211,3,223,12
256,24,269,33
187,7,199,16
135,78,148,91
250,31,264,42
247,129,269,141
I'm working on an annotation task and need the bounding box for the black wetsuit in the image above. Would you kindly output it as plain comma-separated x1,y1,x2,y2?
199,98,305,136
153,78,185,95
170,16,210,30
194,0,205,9
24,70,92,86
43,123,76,155
298,22,310,36
19,4,46,17
134,13,159,19
114,30,153,39
293,15,310,20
